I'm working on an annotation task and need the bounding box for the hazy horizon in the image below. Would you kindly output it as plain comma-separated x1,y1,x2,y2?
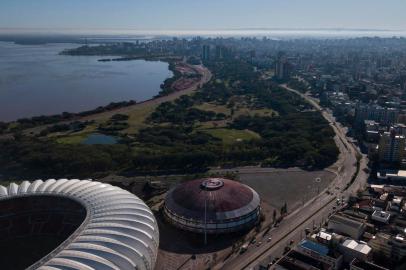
1,0,406,33
1,28,406,39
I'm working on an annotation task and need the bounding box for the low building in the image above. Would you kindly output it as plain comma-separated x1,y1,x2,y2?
328,215,366,240
350,259,389,270
369,233,406,262
296,240,343,270
377,170,406,183
389,196,404,212
315,231,333,245
163,178,261,234
371,210,391,224
276,249,334,270
339,239,372,263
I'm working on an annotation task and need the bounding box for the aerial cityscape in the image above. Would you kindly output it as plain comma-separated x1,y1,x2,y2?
1,1,406,270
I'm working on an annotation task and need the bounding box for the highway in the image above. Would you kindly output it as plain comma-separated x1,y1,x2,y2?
215,84,369,270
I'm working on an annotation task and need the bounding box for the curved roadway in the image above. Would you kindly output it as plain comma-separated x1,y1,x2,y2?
216,84,369,270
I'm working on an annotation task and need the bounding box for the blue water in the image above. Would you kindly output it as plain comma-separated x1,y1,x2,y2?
0,42,173,122
82,134,118,145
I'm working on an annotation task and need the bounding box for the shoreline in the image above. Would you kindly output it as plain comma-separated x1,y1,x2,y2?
0,58,198,124
15,63,211,135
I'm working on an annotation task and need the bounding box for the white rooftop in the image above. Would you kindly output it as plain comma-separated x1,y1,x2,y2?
0,179,159,270
317,231,333,241
342,239,372,255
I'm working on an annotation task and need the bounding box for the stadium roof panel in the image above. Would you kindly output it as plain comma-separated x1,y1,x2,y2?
0,179,159,270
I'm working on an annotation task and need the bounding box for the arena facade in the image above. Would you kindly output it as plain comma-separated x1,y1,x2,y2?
164,178,261,234
0,179,159,270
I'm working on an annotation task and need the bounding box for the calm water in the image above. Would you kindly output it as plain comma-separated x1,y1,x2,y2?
0,42,173,122
82,134,118,145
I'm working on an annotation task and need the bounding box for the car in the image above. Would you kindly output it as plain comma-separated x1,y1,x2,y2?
305,228,311,234
257,241,262,247
240,244,249,254
267,237,272,242
289,240,294,245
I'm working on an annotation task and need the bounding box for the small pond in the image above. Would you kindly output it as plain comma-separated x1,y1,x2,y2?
82,134,118,145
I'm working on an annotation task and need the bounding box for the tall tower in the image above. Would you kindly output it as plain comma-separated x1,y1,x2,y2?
275,52,291,81
379,129,405,163
202,45,210,61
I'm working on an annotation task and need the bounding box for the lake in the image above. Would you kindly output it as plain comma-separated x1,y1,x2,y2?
0,42,173,122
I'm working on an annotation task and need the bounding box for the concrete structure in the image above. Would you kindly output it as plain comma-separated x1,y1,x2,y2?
202,45,210,61
378,130,405,163
371,210,391,224
369,233,406,262
350,259,389,270
0,179,159,270
377,170,406,183
389,196,403,211
296,239,343,270
327,215,365,240
355,104,399,125
315,231,333,245
339,239,372,263
276,249,334,270
275,52,291,81
163,178,260,234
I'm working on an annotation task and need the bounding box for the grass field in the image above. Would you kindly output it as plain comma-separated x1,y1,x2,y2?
195,102,231,115
124,104,158,133
56,134,88,144
202,128,261,144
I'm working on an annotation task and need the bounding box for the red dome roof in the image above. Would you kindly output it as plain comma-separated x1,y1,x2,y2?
165,178,256,220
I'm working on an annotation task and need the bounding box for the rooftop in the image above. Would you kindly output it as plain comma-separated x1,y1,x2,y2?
342,239,372,255
351,259,389,270
299,240,329,256
165,178,260,220
329,214,365,229
371,210,391,222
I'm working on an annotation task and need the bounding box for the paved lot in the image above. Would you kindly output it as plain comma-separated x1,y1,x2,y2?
239,169,336,211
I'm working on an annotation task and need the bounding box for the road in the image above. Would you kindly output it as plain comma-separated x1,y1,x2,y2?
215,85,369,270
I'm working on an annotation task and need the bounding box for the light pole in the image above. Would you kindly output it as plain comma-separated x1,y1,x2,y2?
204,194,207,245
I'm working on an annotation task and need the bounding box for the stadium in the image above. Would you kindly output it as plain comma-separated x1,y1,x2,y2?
0,179,159,270
163,178,260,234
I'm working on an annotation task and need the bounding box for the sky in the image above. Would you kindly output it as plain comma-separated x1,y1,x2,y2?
0,0,405,33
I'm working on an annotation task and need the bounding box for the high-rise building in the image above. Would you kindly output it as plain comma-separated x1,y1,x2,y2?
275,52,291,81
355,103,399,125
202,45,210,61
378,129,406,163
215,45,223,59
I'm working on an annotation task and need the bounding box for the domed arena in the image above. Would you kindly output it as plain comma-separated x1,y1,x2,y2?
0,179,159,270
163,178,260,234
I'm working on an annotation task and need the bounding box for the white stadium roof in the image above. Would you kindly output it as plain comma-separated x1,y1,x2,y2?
0,179,159,270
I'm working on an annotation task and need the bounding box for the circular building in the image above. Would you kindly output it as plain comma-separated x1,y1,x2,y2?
164,178,260,234
0,179,159,270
